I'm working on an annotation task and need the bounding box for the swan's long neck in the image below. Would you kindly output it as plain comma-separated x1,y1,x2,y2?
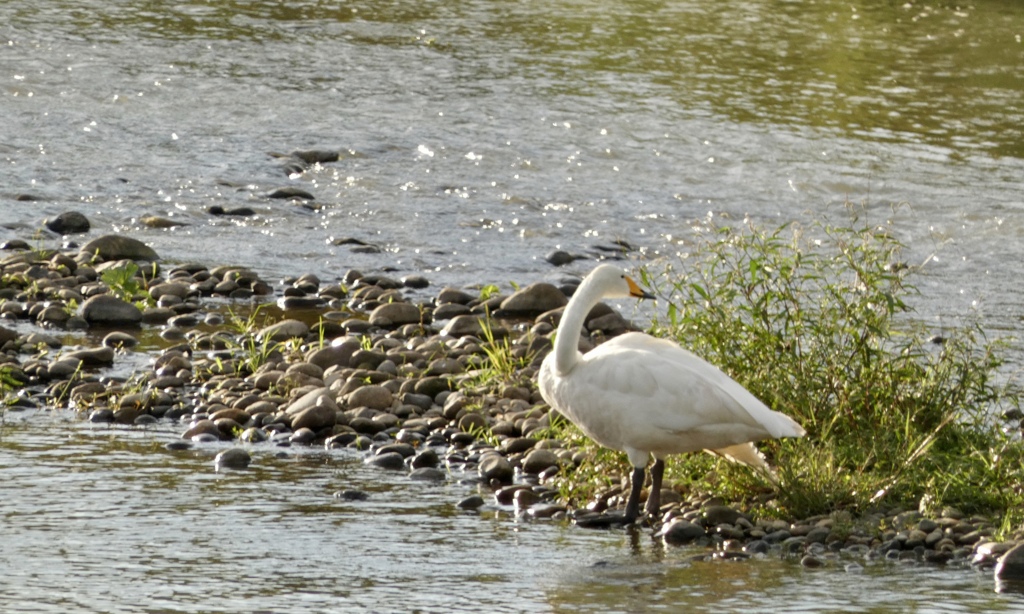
553,275,605,375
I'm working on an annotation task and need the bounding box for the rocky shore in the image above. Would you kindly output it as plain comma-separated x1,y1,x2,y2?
2,226,1023,588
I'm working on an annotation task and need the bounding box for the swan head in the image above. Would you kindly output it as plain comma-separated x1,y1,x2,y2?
585,264,655,300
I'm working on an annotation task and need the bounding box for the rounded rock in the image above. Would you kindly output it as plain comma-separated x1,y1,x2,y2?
457,495,485,510
368,302,422,327
497,282,567,317
102,331,139,349
214,448,252,469
347,385,393,411
995,542,1024,582
660,519,707,545
367,451,406,470
79,234,159,261
521,448,560,475
409,467,446,481
44,211,91,234
79,294,143,325
478,453,514,484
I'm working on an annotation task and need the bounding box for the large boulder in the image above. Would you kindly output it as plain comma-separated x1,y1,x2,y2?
496,282,567,317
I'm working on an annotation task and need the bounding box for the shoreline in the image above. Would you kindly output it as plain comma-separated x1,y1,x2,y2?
1,231,1022,587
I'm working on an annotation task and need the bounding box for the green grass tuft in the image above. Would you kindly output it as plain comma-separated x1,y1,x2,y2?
635,217,1022,525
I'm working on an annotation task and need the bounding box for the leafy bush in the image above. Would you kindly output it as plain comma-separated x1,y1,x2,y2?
639,219,1022,522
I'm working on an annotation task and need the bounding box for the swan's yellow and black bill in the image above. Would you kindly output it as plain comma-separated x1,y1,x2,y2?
626,276,655,300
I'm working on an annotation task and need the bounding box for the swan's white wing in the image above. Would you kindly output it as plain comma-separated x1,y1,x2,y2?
539,332,803,462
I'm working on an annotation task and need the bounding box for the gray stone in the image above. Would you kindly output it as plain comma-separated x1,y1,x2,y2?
433,303,471,320
521,449,560,475
0,325,17,345
102,331,138,349
214,448,252,469
801,555,825,568
436,287,475,304
257,319,309,342
347,385,393,410
44,211,91,234
367,451,406,470
267,186,314,200
457,495,485,510
409,467,446,481
478,453,514,484
995,542,1024,582
375,443,416,458
79,294,143,325
805,527,832,545
79,234,158,261
62,346,116,367
307,339,360,370
497,282,567,316
369,302,421,327
702,505,744,526
148,281,191,300
401,274,429,289
182,419,223,441
425,357,462,376
290,403,337,432
411,449,440,469
660,520,706,545
290,428,316,445
334,489,369,501
439,314,487,337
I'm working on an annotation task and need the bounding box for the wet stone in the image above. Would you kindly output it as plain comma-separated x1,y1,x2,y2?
367,451,406,470
290,428,317,445
89,408,115,423
214,448,251,469
375,443,415,458
409,467,446,481
660,520,707,546
995,542,1024,582
79,234,158,261
335,490,369,501
102,331,139,349
478,454,514,484
801,555,825,568
457,495,485,510
521,448,560,475
79,295,143,325
411,449,440,469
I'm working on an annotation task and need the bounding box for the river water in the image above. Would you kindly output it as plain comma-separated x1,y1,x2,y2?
2,0,1024,611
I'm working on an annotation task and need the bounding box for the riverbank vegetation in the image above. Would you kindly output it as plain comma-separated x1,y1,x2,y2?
541,219,1023,534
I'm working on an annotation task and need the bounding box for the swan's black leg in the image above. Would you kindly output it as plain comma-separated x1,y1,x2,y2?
623,466,646,522
645,458,665,518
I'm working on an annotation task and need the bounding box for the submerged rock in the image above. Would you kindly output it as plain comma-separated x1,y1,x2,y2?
215,448,252,470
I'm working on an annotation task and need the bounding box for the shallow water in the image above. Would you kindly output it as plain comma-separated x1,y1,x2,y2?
3,0,1024,611
1,408,1021,614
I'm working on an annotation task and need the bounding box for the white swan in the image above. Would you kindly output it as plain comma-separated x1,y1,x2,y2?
538,264,805,522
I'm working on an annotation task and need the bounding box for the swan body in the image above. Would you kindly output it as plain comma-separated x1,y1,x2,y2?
538,264,805,522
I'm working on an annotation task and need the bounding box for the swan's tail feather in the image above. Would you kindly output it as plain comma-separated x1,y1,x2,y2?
709,443,780,485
